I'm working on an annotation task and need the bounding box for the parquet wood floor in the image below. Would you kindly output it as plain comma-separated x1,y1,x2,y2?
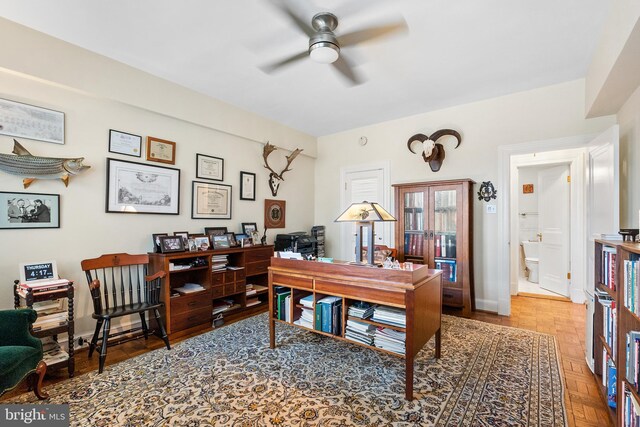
3,296,611,426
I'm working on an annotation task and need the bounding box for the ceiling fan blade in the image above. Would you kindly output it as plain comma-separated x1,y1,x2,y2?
337,20,408,47
331,56,363,86
260,51,309,73
270,0,315,37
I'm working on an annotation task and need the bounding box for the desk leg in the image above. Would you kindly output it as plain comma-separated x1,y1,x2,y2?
435,327,441,359
268,273,275,349
405,354,414,400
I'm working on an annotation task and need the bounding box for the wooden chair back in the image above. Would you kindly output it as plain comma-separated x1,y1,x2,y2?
362,245,398,264
80,253,163,314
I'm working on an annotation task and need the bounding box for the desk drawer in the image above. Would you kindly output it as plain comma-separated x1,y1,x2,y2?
211,272,224,286
442,287,463,307
315,279,404,306
246,247,273,262
246,260,270,276
170,307,211,332
225,271,235,283
171,291,212,316
272,273,312,290
211,285,224,299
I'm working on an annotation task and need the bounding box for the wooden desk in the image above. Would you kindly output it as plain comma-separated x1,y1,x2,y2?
268,258,442,400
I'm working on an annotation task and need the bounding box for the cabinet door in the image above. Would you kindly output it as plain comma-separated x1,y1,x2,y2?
401,189,428,263
429,185,463,287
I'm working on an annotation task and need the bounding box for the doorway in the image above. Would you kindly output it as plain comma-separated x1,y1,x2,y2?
516,163,571,298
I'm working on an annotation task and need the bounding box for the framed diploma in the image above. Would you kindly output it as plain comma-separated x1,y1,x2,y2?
109,129,142,157
191,181,232,220
240,171,256,201
196,153,224,181
146,136,176,164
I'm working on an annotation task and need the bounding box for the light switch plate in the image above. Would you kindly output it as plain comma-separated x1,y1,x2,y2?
486,204,497,214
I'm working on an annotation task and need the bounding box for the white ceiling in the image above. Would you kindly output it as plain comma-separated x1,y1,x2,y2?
1,0,611,137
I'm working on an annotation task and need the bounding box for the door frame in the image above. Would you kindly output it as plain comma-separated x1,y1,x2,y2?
339,162,391,261
497,134,595,316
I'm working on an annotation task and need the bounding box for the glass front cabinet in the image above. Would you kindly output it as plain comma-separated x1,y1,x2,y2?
393,179,475,317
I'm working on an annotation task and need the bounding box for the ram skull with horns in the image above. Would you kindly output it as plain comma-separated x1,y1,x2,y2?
407,129,462,172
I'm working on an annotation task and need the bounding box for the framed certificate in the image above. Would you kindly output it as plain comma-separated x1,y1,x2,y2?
240,171,256,201
191,181,232,220
196,154,224,181
146,136,176,164
109,129,142,157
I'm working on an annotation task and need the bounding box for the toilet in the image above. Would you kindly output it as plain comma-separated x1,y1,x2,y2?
521,241,539,283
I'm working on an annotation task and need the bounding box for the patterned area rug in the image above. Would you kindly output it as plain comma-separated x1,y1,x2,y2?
10,314,566,426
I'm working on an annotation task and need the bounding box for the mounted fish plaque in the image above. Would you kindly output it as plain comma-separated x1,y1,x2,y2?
0,139,90,188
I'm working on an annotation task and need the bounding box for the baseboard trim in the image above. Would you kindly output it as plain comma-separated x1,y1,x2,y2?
475,298,498,313
517,292,571,302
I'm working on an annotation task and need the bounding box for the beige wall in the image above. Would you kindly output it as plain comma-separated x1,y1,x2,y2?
315,79,616,312
617,84,640,227
0,40,316,340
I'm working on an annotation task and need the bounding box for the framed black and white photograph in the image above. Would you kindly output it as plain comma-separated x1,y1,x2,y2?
174,231,189,245
240,171,256,201
159,235,185,253
187,238,197,252
0,98,65,144
204,226,227,236
196,154,224,181
152,233,168,253
225,232,238,247
109,129,142,157
106,158,180,215
191,181,232,220
1,191,60,229
242,222,258,235
211,234,231,249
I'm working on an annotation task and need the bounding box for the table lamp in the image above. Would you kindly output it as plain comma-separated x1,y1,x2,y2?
334,201,396,265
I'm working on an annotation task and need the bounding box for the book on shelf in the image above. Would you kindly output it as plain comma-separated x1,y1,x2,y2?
601,246,617,290
299,294,314,309
284,295,291,322
275,287,290,321
246,297,261,308
345,319,375,346
626,330,640,392
371,305,406,328
435,259,457,282
252,284,268,293
348,301,375,319
43,346,69,365
173,283,206,295
600,297,617,358
624,258,640,315
316,296,341,334
374,326,406,355
602,348,617,409
624,386,640,426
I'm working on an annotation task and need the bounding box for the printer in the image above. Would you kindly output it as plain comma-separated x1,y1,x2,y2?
275,232,317,257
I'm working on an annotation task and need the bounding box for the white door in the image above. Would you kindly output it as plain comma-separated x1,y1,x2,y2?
538,164,570,296
585,125,619,371
341,167,388,261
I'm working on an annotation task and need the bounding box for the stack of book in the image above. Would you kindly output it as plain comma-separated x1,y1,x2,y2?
173,283,205,295
374,327,406,355
246,284,257,297
372,305,406,328
32,307,67,332
345,319,375,345
16,279,70,298
294,295,314,328
212,298,240,315
211,255,229,271
41,337,69,365
316,296,342,335
348,301,375,319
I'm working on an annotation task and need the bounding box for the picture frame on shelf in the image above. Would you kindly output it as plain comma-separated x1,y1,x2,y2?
159,235,185,253
152,233,168,253
109,129,142,157
204,226,227,236
191,181,232,220
211,234,231,249
0,191,60,230
264,199,286,229
250,230,261,246
242,222,257,235
240,171,256,201
193,235,211,251
196,154,224,181
225,232,238,247
187,238,197,252
106,158,180,215
174,231,189,245
146,136,176,165
0,98,65,145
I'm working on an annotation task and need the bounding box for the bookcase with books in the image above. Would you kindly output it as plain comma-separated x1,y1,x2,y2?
149,245,273,337
393,179,474,316
13,280,75,377
593,240,640,425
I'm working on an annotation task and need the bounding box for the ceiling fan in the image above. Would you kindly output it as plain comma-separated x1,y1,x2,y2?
261,1,408,85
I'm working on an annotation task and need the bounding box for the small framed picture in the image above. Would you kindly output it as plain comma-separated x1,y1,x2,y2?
523,184,534,194
193,235,211,251
264,199,286,229
159,235,185,253
187,238,197,252
0,191,60,229
212,234,231,249
235,233,248,242
242,222,257,235
204,226,227,236
109,129,142,157
240,171,256,201
152,233,168,253
225,232,238,247
196,154,224,181
174,231,189,245
251,230,261,246
146,136,176,164
192,181,232,220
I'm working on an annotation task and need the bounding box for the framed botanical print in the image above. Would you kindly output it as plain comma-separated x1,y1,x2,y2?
191,181,232,220
196,154,224,181
240,171,256,201
264,199,286,229
146,136,176,164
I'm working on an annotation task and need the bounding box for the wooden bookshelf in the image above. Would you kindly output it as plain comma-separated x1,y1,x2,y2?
268,257,442,400
593,240,640,425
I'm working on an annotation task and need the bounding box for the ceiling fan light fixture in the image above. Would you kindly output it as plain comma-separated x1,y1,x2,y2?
309,42,339,64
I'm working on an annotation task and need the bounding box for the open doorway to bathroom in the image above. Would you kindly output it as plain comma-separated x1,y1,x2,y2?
516,164,571,297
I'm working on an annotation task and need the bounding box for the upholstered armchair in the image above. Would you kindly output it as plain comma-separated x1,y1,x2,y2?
0,309,48,399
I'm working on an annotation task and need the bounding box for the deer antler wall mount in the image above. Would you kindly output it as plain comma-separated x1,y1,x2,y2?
407,129,462,172
262,142,303,197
